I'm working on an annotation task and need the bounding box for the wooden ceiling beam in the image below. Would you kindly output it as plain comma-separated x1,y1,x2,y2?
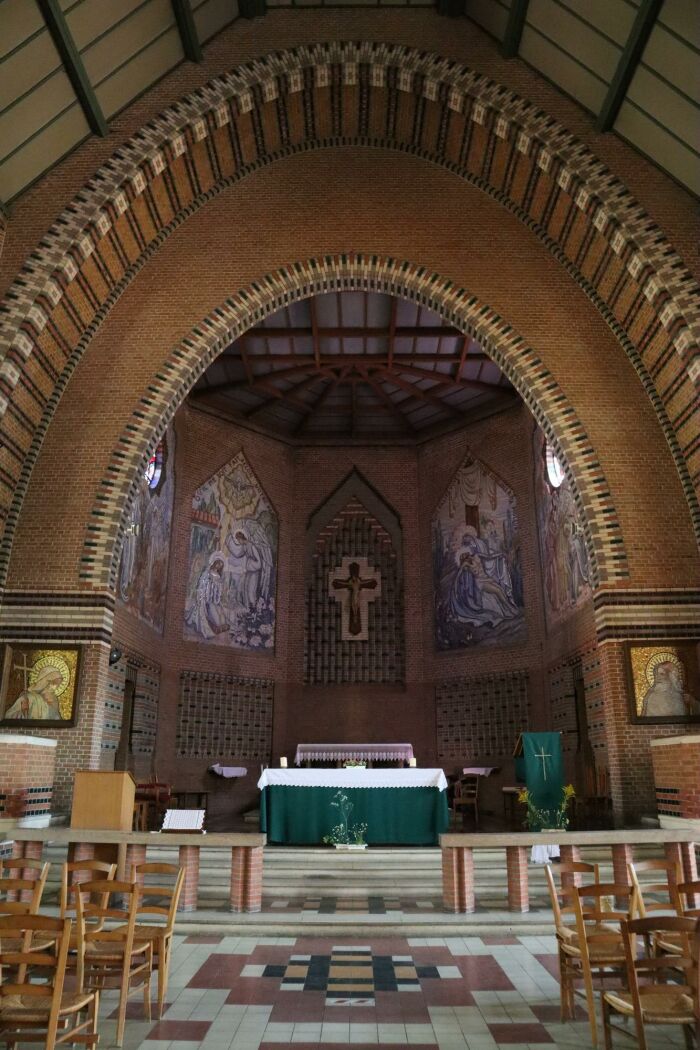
244,373,327,419
378,370,465,420
393,361,514,396
359,370,412,433
310,297,321,369
294,368,348,436
240,325,464,339
37,0,109,136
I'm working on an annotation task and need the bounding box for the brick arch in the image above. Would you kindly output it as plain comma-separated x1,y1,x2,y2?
0,42,698,582
81,255,627,595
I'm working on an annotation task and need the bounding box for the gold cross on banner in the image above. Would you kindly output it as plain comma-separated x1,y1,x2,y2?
534,745,552,780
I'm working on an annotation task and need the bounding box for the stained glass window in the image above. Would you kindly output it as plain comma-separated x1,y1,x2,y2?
145,440,164,490
545,442,565,488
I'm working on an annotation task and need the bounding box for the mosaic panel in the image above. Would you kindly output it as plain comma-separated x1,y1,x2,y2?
436,671,529,761
177,671,273,759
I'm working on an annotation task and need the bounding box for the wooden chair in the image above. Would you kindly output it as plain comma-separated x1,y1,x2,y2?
546,870,632,1048
452,775,479,826
0,914,99,1050
0,859,50,914
602,915,699,1050
59,860,117,953
673,880,700,919
76,879,153,1047
629,859,681,956
127,862,185,1018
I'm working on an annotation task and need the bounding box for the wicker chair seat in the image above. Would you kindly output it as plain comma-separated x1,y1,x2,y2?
604,988,694,1024
0,989,94,1023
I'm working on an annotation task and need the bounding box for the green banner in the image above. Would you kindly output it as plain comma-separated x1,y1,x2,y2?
522,732,564,829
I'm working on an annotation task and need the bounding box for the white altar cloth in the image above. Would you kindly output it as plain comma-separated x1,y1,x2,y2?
294,743,413,765
258,768,448,791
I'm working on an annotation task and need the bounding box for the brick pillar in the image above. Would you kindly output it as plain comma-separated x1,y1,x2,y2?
611,844,634,908
230,846,263,913
559,844,582,888
178,845,200,912
442,846,475,913
665,841,683,881
506,846,529,912
126,843,148,883
679,843,699,909
69,842,96,863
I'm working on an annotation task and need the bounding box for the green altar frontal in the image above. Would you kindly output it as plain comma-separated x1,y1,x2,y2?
258,768,450,846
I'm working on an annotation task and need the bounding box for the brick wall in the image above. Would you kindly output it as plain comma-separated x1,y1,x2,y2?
651,737,700,822
0,735,56,823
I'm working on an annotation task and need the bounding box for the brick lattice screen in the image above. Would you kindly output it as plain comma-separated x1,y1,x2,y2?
176,672,274,759
549,664,579,755
436,671,530,761
305,497,404,685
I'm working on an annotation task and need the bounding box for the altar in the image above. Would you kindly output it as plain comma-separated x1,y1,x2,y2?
258,767,449,845
294,743,414,766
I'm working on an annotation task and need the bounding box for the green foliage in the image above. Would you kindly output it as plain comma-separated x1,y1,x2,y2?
518,783,575,831
322,790,368,845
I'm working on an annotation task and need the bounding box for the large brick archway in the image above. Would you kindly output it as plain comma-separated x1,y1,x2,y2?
0,41,698,591
79,253,627,597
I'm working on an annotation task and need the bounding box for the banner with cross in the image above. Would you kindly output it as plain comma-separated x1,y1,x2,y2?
521,732,564,828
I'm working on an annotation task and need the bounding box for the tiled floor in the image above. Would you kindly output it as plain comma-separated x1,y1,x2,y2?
90,933,686,1049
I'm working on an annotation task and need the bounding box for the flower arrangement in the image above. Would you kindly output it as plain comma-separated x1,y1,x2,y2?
322,790,368,846
518,783,576,830
343,760,366,768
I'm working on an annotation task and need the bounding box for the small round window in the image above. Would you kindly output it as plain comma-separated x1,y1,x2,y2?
545,443,565,489
144,440,164,490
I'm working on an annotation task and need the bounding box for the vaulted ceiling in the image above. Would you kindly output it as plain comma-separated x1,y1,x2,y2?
189,291,518,441
0,0,697,208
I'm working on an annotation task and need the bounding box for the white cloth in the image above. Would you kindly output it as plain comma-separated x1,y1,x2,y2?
530,844,560,864
209,765,247,778
257,767,448,791
294,743,414,764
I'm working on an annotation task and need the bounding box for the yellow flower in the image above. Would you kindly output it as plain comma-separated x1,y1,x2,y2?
517,788,529,804
563,784,576,799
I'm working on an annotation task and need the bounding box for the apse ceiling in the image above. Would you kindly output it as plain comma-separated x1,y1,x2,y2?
189,291,518,441
0,0,697,208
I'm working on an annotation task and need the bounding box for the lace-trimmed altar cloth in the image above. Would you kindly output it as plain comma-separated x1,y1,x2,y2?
258,767,447,791
294,743,414,765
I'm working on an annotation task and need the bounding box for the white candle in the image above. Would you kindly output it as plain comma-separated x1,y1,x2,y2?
280,756,288,768
408,757,417,767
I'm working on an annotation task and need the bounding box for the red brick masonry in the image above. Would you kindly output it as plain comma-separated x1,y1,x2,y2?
0,734,56,824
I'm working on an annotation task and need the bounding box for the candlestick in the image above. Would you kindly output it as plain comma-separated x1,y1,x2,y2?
408,757,417,767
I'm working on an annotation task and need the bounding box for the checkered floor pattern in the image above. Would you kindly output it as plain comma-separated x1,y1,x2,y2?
93,932,686,1049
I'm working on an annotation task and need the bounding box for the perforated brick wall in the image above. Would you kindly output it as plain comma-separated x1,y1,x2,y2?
436,671,530,762
651,737,700,821
0,737,56,822
176,671,273,759
549,664,578,755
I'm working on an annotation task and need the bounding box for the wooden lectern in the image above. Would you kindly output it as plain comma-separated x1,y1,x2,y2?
71,771,136,867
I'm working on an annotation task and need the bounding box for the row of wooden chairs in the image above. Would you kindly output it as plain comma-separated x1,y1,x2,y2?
546,857,700,1049
0,856,184,1048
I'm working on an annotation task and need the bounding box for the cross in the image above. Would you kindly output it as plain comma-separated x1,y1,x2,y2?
534,745,552,781
12,652,32,692
328,557,381,642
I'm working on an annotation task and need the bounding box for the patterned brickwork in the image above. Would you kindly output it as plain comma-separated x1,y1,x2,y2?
176,671,273,759
581,647,608,770
305,496,404,684
2,43,698,594
0,738,55,823
548,664,578,755
100,651,160,778
436,671,529,762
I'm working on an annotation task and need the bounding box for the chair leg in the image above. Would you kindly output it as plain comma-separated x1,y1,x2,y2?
558,947,570,1021
602,997,613,1050
581,963,599,1048
158,939,171,1019
682,1023,694,1050
144,955,153,1022
116,964,131,1047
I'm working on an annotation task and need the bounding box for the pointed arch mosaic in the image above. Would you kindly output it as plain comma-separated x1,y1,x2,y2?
432,452,526,650
183,452,277,651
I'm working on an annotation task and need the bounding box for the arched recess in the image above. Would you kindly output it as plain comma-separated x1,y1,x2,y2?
78,255,627,599
0,42,698,583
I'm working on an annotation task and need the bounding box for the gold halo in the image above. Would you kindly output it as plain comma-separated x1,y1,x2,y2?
29,654,71,697
645,650,684,687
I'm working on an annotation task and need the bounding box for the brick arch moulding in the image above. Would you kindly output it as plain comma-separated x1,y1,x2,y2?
0,41,698,591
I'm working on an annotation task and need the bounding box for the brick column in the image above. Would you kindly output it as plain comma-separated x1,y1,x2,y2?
611,844,634,908
665,841,683,881
230,846,263,913
178,845,200,912
506,846,529,912
679,843,699,909
559,843,581,888
442,846,475,913
126,843,148,882
69,842,96,863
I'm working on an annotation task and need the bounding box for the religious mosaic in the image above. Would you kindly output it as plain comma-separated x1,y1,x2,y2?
0,645,80,727
117,425,175,633
533,428,591,626
627,642,700,724
184,453,277,651
432,454,525,650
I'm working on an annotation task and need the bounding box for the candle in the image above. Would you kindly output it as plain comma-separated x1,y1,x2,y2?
280,756,288,768
408,757,417,767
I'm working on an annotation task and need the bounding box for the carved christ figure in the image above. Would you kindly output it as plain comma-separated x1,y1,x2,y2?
329,559,381,640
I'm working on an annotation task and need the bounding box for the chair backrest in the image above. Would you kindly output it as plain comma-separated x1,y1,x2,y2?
570,882,635,965
671,880,700,919
59,861,117,920
544,862,600,929
455,776,479,803
133,863,185,929
0,859,50,914
0,912,71,1036
620,916,698,1017
628,859,679,918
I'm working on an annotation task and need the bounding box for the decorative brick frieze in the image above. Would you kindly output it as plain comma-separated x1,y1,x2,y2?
177,671,273,759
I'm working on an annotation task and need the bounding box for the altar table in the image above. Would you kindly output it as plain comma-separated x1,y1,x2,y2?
258,768,449,845
294,743,414,766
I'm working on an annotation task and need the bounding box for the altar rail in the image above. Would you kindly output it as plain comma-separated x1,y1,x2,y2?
7,828,266,913
440,830,700,913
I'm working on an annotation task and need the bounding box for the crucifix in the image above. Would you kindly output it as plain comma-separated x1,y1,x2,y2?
534,745,552,781
13,652,32,692
328,557,381,642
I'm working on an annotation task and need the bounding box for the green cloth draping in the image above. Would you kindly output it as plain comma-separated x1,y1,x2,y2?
522,731,564,829
260,785,449,845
